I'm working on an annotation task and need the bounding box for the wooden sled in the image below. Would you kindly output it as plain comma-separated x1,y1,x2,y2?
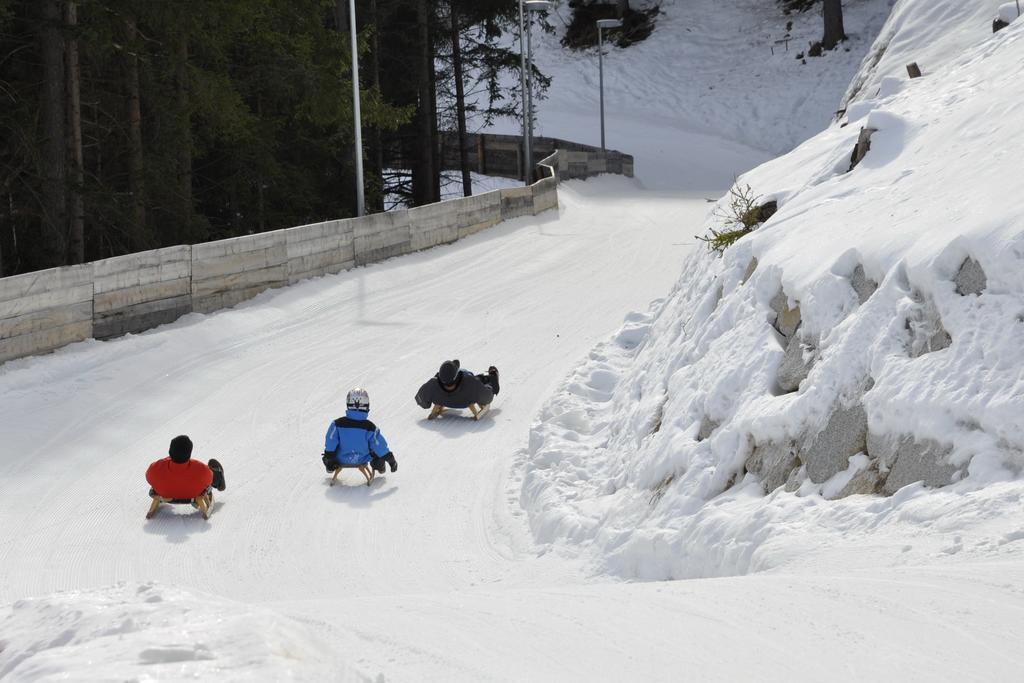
428,403,490,421
146,489,214,520
330,463,375,487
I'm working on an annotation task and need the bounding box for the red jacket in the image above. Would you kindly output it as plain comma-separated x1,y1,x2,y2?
146,457,213,499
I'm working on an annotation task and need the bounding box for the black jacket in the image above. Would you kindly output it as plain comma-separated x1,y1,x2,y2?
415,370,494,409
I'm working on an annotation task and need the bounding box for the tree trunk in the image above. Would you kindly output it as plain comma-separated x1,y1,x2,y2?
450,2,471,197
65,1,85,263
176,34,193,241
369,0,385,212
412,0,433,206
41,0,67,267
256,92,266,232
125,17,146,250
428,19,440,204
822,0,846,50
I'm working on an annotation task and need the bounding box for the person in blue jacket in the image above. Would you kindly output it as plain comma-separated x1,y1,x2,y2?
322,388,397,474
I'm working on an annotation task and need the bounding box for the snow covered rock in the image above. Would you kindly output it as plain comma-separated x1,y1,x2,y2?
850,264,878,304
998,3,1022,23
905,292,951,357
994,3,1021,31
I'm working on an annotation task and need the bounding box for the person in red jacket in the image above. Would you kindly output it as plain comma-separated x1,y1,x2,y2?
146,435,225,500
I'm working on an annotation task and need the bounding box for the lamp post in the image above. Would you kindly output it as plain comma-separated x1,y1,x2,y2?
522,1,552,183
596,18,622,151
349,0,365,216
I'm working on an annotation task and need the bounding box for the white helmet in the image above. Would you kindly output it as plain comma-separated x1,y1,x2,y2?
346,387,370,412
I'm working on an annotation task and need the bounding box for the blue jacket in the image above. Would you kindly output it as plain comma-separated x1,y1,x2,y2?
324,410,391,465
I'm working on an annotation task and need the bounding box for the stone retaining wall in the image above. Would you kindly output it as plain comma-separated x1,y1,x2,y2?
0,142,617,365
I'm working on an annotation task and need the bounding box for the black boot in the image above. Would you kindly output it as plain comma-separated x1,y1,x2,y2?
208,459,226,491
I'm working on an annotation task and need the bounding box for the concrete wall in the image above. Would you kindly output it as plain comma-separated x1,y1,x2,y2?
0,138,627,365
438,132,633,182
0,265,93,364
93,246,192,340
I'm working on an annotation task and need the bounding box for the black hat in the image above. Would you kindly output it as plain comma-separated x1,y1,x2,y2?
438,359,460,385
169,435,193,464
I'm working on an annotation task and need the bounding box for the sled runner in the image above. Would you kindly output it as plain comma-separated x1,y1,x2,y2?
330,463,375,487
428,403,489,421
146,489,214,520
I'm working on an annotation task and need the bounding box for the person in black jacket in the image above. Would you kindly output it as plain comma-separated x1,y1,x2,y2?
414,360,500,419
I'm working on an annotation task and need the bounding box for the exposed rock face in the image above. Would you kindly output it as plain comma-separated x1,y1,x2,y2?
870,434,960,494
777,334,815,392
799,401,868,483
769,289,801,338
757,201,778,224
954,256,987,296
783,466,804,492
836,459,884,497
850,264,878,304
746,440,800,493
741,258,758,284
848,127,877,171
906,294,951,357
697,416,718,442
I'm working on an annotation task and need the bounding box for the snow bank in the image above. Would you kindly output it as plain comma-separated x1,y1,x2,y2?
520,2,1024,580
0,583,345,680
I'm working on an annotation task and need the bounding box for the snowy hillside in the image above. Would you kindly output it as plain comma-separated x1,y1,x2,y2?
509,0,895,190
522,0,1024,581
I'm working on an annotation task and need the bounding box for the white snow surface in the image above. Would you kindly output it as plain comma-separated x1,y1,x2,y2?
4,0,1024,680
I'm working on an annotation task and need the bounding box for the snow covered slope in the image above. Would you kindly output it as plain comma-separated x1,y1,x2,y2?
508,0,895,190
523,2,1024,583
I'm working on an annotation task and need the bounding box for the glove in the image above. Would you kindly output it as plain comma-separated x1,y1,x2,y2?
384,452,398,473
487,366,500,395
370,456,386,474
322,452,337,473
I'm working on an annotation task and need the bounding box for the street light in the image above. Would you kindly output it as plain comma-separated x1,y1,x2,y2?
596,18,622,151
521,0,552,183
349,0,365,216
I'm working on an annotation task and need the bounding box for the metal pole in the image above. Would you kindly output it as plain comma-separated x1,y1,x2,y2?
518,1,530,185
525,11,535,183
599,26,605,151
350,0,365,216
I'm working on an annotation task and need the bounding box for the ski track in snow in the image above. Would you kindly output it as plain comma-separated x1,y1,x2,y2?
0,180,706,662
